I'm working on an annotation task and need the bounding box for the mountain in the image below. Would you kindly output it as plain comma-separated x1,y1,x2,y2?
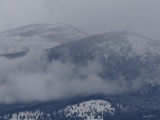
1,30,160,120
48,29,160,58
0,24,88,55
48,30,160,80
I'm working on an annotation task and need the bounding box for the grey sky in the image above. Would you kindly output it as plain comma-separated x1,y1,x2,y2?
0,0,160,40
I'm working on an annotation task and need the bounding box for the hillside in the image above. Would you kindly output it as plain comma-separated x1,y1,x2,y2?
0,24,88,55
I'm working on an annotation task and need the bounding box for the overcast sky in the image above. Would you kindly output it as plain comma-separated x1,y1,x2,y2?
0,0,160,39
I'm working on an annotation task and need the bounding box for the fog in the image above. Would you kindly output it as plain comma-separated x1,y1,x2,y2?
0,0,160,104
0,0,160,40
0,48,143,104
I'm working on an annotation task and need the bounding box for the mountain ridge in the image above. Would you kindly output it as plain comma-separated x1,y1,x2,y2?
0,23,88,55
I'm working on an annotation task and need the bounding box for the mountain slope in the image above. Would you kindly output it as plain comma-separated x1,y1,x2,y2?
48,30,160,59
48,30,160,80
0,24,88,55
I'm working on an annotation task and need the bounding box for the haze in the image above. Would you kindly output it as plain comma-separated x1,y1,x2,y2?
0,0,160,40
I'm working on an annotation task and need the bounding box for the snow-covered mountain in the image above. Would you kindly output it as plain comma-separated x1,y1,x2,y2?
1,30,160,120
48,30,160,59
0,24,87,55
48,30,160,80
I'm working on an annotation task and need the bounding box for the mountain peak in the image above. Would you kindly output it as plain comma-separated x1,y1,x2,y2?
0,23,88,37
0,23,88,55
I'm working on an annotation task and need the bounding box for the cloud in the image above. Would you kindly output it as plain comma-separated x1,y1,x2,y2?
43,0,65,8
0,0,9,29
0,0,5,11
0,48,148,104
0,0,66,32
0,0,160,105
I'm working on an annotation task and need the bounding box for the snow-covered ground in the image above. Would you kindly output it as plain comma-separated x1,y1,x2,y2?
60,100,115,120
3,111,44,120
1,100,116,120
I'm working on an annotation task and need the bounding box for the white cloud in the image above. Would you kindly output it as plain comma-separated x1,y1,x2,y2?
0,48,144,104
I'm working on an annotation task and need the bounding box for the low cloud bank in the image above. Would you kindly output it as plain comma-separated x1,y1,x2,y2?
0,48,154,104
